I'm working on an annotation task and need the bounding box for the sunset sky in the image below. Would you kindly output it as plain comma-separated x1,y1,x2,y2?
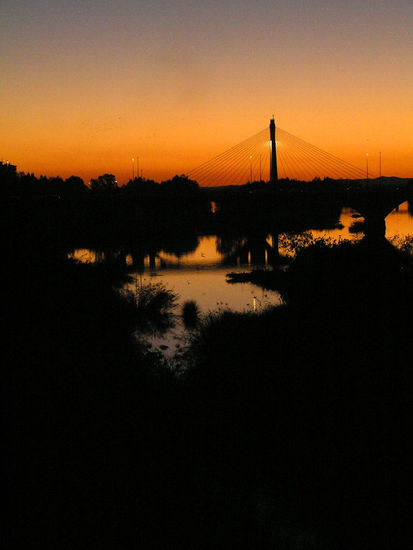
1,0,412,183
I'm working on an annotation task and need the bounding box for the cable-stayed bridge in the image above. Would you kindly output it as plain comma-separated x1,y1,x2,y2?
187,119,369,187
185,119,412,240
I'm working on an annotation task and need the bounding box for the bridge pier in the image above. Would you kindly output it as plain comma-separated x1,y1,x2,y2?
347,186,409,241
363,216,386,241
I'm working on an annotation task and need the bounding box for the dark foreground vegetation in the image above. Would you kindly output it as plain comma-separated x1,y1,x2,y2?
3,162,413,548
5,233,413,549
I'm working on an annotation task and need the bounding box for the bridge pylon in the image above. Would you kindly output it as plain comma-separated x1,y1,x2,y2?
270,117,278,183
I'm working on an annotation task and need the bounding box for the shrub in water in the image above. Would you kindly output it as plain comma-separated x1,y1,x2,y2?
182,299,200,329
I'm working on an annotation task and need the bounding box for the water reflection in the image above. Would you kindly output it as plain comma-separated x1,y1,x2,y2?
311,201,413,241
126,268,280,358
68,202,413,318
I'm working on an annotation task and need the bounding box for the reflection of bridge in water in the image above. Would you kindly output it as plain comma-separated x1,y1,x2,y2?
73,199,411,274
217,235,285,267
87,235,289,272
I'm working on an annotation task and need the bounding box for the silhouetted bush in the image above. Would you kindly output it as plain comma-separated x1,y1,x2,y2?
182,300,200,329
131,282,177,335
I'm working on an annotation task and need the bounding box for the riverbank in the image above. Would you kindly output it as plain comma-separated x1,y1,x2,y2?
5,232,413,548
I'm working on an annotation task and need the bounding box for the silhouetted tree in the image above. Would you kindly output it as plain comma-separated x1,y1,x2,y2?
160,174,199,194
64,175,88,195
123,177,160,197
90,173,117,193
46,176,64,196
0,161,18,196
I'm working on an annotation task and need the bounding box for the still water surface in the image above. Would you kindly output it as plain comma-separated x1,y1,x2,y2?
70,203,413,356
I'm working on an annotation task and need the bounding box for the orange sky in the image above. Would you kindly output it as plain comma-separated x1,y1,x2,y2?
1,1,412,184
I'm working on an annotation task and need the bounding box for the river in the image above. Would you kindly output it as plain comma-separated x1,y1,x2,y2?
69,201,413,357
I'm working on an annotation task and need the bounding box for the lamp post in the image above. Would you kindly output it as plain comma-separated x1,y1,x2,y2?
249,155,253,183
366,152,369,182
132,157,135,180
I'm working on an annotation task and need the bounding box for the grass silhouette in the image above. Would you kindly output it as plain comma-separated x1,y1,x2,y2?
181,300,200,329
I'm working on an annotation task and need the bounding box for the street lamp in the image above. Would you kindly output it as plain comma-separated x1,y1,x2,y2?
132,157,135,180
366,153,369,181
249,155,253,183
